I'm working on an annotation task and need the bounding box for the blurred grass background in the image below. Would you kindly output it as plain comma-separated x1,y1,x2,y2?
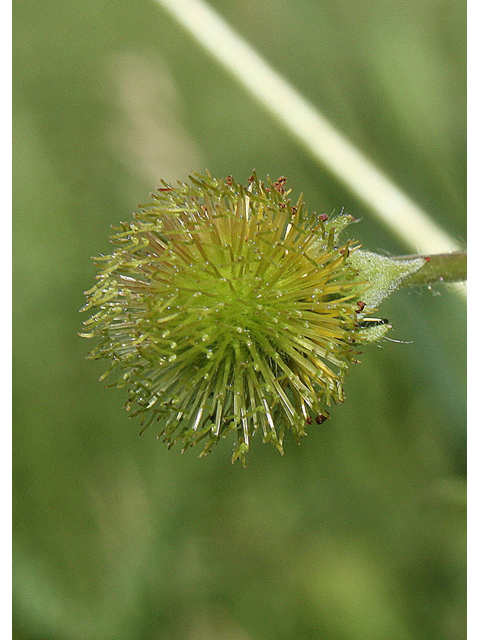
13,1,466,639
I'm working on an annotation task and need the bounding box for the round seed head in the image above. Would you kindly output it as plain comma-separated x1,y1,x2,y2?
82,172,378,465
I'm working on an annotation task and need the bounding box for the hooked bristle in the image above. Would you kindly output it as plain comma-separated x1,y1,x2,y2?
82,172,383,466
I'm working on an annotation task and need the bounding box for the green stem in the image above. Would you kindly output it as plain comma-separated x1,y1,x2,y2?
395,251,467,287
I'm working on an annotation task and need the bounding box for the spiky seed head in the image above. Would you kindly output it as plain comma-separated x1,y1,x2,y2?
81,172,397,466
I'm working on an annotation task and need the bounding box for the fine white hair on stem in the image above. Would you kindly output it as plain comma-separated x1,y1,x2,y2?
154,0,462,258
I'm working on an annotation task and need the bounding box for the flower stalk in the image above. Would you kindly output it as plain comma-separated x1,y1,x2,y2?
395,251,467,288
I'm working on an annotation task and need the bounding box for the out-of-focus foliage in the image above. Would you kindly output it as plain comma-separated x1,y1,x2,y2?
13,1,466,639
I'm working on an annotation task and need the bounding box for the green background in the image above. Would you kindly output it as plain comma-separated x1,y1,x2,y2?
13,1,466,638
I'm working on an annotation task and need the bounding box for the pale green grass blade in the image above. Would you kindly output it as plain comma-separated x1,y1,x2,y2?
156,0,462,260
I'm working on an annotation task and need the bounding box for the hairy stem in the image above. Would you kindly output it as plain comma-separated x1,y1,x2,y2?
396,251,467,288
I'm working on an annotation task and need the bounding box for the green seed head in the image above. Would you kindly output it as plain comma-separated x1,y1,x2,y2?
81,172,405,466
